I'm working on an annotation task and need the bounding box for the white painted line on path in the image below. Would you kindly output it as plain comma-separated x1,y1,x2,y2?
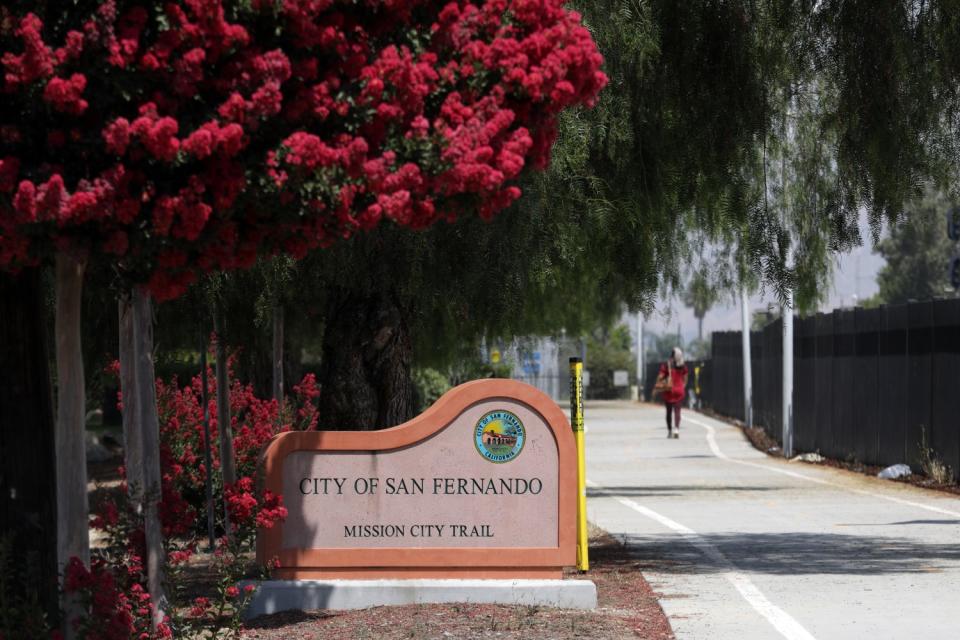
587,479,818,640
684,415,960,519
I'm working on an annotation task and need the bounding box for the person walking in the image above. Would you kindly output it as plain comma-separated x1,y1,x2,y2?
656,347,689,438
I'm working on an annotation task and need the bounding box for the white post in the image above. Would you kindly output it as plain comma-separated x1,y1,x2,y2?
636,311,644,399
740,286,753,428
781,290,794,458
55,251,89,639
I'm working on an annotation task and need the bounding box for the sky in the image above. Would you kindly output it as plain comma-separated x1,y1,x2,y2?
640,210,885,344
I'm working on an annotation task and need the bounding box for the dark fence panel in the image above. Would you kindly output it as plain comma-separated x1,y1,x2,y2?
728,332,744,418
644,361,659,401
853,307,881,464
931,299,960,478
697,356,714,409
814,313,834,457
702,299,959,481
833,309,856,460
878,305,909,464
906,302,934,467
721,331,744,419
756,320,782,441
794,316,814,453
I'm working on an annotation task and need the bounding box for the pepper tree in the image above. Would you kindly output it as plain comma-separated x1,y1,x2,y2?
0,0,605,627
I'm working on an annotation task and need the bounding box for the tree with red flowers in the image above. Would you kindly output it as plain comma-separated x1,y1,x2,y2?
0,0,605,631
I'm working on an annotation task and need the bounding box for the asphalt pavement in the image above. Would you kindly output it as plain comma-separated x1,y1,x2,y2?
584,401,960,640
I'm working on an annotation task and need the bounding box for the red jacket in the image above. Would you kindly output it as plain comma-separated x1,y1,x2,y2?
658,362,688,404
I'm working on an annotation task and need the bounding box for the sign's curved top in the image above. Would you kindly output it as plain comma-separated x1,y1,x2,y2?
258,379,577,580
260,378,573,455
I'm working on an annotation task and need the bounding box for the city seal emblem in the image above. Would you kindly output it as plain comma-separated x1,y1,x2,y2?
474,410,525,463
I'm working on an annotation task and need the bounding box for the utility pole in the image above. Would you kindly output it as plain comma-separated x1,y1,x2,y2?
740,286,753,428
780,93,795,458
782,290,794,457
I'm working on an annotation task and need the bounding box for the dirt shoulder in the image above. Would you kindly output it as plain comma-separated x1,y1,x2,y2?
243,527,674,640
703,408,960,498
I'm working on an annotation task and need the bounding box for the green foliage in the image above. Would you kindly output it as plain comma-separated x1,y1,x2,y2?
152,259,314,397
645,330,683,366
584,321,634,399
411,367,451,413
289,211,629,372
685,337,712,361
874,188,954,304
560,0,960,312
752,307,780,331
0,536,50,640
442,350,514,388
682,269,719,339
858,293,884,309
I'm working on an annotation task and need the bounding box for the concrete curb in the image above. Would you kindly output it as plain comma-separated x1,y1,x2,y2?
242,578,598,619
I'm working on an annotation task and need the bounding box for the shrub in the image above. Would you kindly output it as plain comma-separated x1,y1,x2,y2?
918,427,954,485
84,357,309,637
412,367,451,412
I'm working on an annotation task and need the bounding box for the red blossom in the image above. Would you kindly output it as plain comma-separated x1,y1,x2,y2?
43,73,88,114
0,0,605,299
102,118,132,155
93,359,310,542
189,596,209,617
62,556,163,638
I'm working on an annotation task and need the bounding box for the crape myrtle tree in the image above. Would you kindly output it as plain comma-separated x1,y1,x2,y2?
0,0,605,626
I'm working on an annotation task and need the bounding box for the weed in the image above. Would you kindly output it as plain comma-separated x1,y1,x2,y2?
918,426,954,485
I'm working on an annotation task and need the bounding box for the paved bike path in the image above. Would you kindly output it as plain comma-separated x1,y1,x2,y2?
584,401,960,640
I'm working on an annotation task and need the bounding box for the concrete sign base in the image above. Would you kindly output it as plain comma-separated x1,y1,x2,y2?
243,578,598,619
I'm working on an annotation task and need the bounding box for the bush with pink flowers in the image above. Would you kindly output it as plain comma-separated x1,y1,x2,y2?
80,357,316,637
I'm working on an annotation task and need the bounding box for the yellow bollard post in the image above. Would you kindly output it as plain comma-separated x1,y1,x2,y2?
569,357,589,571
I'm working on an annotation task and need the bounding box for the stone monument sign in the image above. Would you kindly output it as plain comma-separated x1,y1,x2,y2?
257,379,576,579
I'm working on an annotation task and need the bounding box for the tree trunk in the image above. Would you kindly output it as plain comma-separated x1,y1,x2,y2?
199,331,216,550
272,304,284,404
119,293,167,623
132,289,166,625
118,299,143,507
55,251,89,638
317,290,414,430
213,304,235,530
0,268,59,624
